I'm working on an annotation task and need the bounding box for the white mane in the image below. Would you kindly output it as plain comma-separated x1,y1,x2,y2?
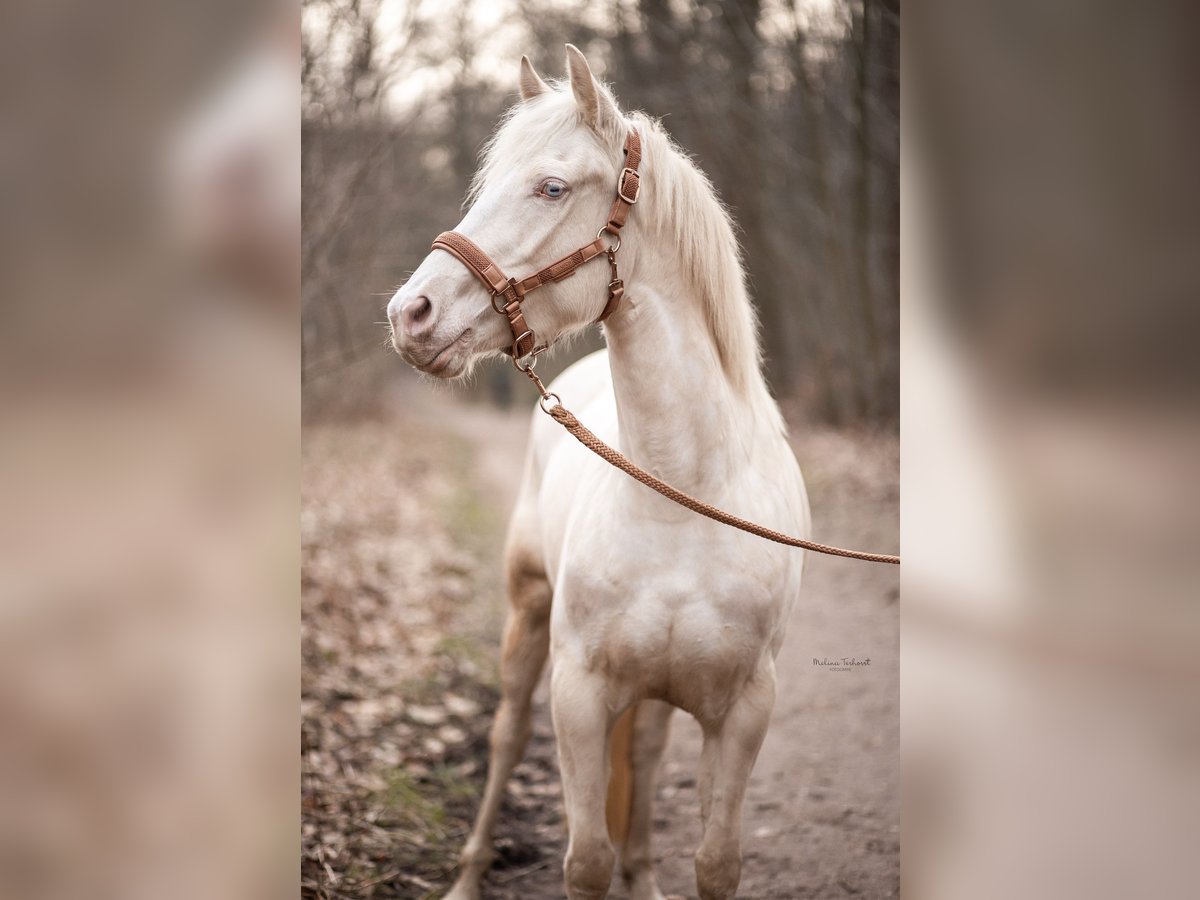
470,85,782,429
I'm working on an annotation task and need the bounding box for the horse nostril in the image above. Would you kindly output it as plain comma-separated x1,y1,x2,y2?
401,295,433,335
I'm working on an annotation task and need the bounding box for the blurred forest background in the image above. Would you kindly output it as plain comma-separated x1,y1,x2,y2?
302,0,898,425
301,4,900,893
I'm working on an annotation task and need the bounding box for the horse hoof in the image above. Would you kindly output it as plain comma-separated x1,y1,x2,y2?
629,881,674,900
440,879,482,900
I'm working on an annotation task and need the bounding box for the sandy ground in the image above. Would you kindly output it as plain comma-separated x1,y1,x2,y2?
301,377,898,899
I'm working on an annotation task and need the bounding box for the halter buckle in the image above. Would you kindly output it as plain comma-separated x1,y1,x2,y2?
489,278,522,314
618,167,641,204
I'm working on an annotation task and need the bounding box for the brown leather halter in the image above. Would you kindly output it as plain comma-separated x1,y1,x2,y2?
427,125,898,565
431,129,642,362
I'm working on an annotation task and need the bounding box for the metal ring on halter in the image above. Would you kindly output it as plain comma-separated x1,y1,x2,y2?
490,291,510,315
513,340,552,374
597,226,621,253
539,392,562,413
511,330,535,361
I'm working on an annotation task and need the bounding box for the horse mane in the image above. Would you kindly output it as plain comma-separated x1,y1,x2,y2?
627,112,777,411
470,86,782,431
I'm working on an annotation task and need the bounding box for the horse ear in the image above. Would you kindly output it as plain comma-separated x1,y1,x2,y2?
519,55,549,101
565,43,618,132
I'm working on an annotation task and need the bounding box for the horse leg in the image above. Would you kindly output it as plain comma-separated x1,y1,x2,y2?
442,554,551,900
552,660,617,900
693,664,776,900
620,700,675,900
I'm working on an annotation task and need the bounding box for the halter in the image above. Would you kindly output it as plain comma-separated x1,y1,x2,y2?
424,125,898,565
431,129,642,366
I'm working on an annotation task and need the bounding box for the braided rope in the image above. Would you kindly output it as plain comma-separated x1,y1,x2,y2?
545,403,900,565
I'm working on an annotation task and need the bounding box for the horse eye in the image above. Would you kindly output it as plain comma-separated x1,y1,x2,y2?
539,179,568,199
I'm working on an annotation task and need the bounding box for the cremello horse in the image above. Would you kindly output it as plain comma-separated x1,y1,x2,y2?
388,46,809,900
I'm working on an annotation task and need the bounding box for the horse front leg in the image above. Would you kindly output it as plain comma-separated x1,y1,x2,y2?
693,662,776,900
620,700,676,900
552,659,618,900
442,556,551,900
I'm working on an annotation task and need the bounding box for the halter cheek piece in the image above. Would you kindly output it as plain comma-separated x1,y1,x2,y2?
431,130,642,363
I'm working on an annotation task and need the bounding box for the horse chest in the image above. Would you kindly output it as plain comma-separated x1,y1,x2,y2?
549,512,792,715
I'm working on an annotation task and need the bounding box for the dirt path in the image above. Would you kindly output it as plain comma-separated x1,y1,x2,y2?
427,393,900,900
301,377,896,900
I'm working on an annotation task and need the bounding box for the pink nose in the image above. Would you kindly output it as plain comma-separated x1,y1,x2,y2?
392,294,434,338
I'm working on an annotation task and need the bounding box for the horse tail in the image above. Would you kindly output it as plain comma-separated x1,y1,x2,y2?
606,706,636,847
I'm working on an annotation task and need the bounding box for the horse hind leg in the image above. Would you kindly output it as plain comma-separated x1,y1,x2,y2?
615,700,676,900
693,665,776,900
441,547,551,900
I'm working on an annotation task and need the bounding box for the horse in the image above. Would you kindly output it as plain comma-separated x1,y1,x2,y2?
388,45,810,900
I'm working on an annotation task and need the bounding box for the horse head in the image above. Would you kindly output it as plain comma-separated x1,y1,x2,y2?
388,46,630,378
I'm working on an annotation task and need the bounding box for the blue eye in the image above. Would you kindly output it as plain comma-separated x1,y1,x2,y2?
539,179,568,199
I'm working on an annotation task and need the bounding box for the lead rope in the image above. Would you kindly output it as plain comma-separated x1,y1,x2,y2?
515,365,901,566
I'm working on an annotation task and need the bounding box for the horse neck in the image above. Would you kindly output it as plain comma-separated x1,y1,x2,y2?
602,247,753,494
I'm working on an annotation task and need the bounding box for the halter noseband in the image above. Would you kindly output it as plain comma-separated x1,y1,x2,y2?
431,129,642,362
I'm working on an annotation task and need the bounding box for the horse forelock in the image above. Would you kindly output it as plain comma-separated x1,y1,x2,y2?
466,85,615,208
